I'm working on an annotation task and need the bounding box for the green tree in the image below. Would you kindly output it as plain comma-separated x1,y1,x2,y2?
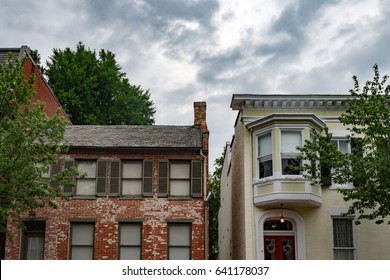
0,54,75,235
45,42,155,125
297,64,390,225
209,152,224,259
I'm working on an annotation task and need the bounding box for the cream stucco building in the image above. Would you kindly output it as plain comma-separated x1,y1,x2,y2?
219,94,390,260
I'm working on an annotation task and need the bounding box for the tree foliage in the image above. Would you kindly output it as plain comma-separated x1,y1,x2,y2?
297,64,390,225
209,152,224,259
0,54,75,235
45,42,156,125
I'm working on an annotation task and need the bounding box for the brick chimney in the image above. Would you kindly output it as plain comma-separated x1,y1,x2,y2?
194,101,209,154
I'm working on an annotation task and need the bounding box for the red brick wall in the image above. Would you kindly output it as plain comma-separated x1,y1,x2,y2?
22,56,70,122
5,153,206,260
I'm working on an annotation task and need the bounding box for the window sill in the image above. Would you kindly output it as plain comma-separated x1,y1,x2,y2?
72,196,97,200
119,196,144,200
168,196,192,201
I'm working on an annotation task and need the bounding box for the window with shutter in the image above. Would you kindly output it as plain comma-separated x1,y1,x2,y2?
170,161,191,196
50,162,61,188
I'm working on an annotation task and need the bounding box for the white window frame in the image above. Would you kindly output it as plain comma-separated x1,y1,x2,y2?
280,129,303,175
329,137,353,189
257,131,273,179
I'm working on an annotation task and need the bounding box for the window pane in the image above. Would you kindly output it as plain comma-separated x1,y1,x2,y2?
78,162,96,178
259,159,273,178
282,158,301,175
123,162,142,178
339,140,349,153
120,247,141,260
281,131,301,153
72,224,94,245
169,224,191,246
258,133,272,156
171,163,190,179
26,236,44,260
76,179,96,195
333,219,353,247
334,249,354,260
169,247,190,260
120,224,141,246
170,180,190,196
71,247,93,260
122,180,142,195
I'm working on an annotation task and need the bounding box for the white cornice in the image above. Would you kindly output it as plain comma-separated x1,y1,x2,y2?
231,94,350,111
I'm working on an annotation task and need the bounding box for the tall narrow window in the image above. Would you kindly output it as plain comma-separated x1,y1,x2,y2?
118,223,142,260
76,161,97,196
21,221,45,260
333,218,355,260
258,133,273,178
168,223,192,260
170,162,191,196
281,131,302,175
70,223,94,260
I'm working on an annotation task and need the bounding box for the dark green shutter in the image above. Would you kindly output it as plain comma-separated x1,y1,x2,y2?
110,160,120,195
63,159,75,195
97,159,107,195
191,160,202,197
143,160,153,196
158,161,168,196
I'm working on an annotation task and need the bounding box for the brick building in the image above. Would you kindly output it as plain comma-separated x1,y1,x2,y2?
4,102,209,260
1,46,209,260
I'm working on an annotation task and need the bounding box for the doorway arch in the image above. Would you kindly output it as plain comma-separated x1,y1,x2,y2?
256,209,306,260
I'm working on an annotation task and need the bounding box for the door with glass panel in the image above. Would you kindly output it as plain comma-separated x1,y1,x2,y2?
263,220,295,260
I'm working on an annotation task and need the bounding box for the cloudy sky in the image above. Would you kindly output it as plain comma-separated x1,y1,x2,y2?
1,0,389,171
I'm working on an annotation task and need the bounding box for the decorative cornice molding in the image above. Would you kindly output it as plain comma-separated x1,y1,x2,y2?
231,94,350,111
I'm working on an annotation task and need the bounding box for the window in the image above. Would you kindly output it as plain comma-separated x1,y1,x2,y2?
76,161,97,196
333,218,355,260
170,162,191,196
70,223,94,260
63,159,107,196
168,223,192,260
158,160,202,197
258,133,273,178
118,223,142,260
122,161,143,196
332,139,350,154
281,131,302,175
109,160,153,197
21,221,45,260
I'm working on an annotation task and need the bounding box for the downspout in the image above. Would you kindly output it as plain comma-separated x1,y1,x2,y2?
200,149,210,260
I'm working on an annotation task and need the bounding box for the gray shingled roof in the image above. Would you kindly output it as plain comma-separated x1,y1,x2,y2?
64,125,202,148
0,47,25,65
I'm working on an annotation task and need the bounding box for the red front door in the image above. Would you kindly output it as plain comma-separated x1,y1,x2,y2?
264,236,295,260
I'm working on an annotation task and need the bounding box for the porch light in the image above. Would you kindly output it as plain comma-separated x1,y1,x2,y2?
280,204,285,223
